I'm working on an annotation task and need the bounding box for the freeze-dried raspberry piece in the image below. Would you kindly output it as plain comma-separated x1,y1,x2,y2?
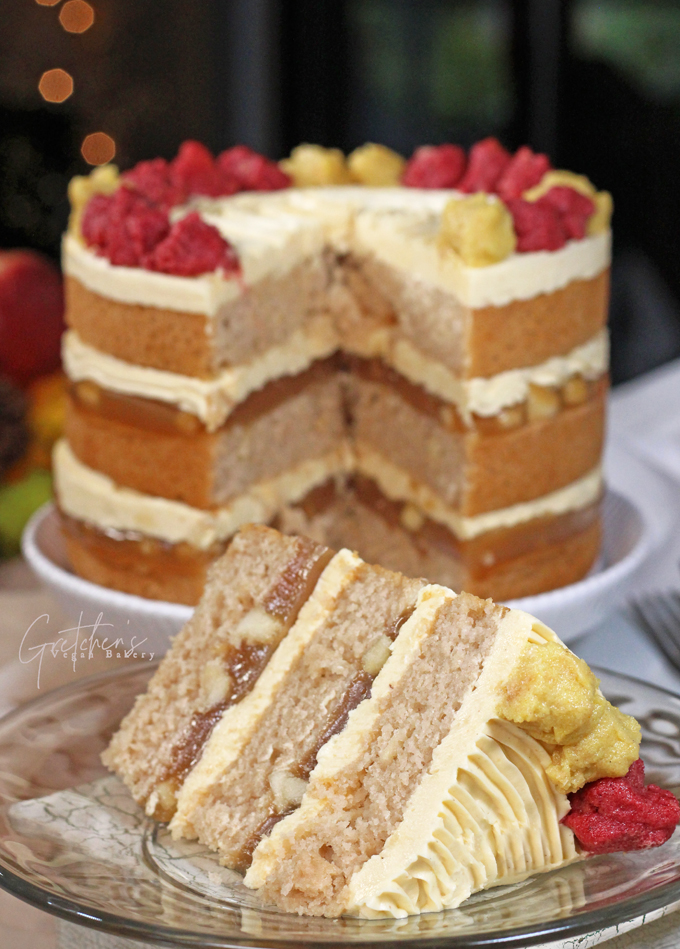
401,144,467,189
217,145,291,191
458,137,511,193
506,197,567,252
81,189,170,267
170,140,238,198
540,186,595,239
496,146,551,201
563,759,680,854
143,211,240,277
123,157,187,210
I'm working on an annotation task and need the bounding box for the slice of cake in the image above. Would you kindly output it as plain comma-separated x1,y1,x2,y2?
103,526,680,919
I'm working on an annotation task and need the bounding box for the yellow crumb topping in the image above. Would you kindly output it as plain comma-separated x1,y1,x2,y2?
587,191,614,235
438,193,517,267
67,163,120,240
348,143,405,186
279,144,352,187
498,640,640,794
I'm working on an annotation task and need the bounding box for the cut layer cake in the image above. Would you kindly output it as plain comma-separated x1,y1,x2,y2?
56,140,611,602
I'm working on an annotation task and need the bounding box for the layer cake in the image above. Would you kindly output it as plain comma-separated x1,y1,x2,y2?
56,141,612,602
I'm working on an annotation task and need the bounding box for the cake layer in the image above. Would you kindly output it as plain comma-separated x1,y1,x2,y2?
170,548,425,868
55,431,601,547
63,354,605,514
348,368,606,514
59,473,601,603
65,253,331,377
352,253,609,378
65,359,344,507
62,317,339,431
53,438,351,549
63,327,608,427
102,525,334,819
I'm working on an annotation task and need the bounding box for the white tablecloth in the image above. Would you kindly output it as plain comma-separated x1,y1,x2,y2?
3,358,680,948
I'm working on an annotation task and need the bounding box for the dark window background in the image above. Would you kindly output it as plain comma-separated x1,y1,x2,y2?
2,0,680,383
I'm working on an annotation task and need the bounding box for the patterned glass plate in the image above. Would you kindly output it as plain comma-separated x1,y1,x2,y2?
1,663,680,948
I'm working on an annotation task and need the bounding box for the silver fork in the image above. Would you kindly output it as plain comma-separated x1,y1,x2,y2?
631,592,680,672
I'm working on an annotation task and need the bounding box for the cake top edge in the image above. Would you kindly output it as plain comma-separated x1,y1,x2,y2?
66,137,612,278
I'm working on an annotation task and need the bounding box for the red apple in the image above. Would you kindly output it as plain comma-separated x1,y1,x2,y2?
0,250,65,388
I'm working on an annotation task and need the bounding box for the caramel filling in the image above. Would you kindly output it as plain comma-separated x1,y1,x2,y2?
352,475,601,574
70,356,339,436
60,471,600,587
159,538,334,800
233,602,417,869
70,353,605,440
346,355,607,434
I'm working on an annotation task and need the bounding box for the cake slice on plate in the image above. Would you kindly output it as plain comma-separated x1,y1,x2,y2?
103,526,679,917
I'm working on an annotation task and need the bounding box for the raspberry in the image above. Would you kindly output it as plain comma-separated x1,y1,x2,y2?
496,146,551,201
401,144,467,189
123,157,187,210
143,211,240,277
563,759,680,854
540,186,596,240
506,197,567,252
458,137,511,193
217,145,291,191
170,140,238,198
81,189,169,267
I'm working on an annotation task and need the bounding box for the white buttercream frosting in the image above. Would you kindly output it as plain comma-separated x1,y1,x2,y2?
63,187,611,315
62,328,607,426
54,439,352,549
353,443,602,539
62,234,241,316
387,330,609,420
54,438,601,545
62,319,339,431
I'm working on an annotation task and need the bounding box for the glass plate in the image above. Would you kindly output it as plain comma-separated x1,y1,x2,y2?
1,664,680,948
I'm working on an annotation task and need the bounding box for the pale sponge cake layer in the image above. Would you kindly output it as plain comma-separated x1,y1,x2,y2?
170,550,425,866
245,593,577,917
101,525,332,820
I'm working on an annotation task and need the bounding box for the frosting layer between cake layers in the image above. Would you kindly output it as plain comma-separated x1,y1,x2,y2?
57,185,611,602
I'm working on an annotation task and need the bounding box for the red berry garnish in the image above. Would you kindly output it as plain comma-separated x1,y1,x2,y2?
143,211,240,277
495,146,551,201
401,144,467,188
458,137,511,193
217,145,291,191
81,189,170,267
506,197,567,252
123,157,187,211
540,186,595,240
563,759,680,854
170,140,238,198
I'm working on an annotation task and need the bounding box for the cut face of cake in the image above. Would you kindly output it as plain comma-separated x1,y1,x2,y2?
101,525,334,820
56,141,611,603
103,526,679,919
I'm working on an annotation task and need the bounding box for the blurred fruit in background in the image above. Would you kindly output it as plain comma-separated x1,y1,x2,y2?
0,250,66,558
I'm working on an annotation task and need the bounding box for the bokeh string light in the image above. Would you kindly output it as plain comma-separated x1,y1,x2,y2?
35,0,61,6
59,0,94,34
38,68,74,103
81,132,116,165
